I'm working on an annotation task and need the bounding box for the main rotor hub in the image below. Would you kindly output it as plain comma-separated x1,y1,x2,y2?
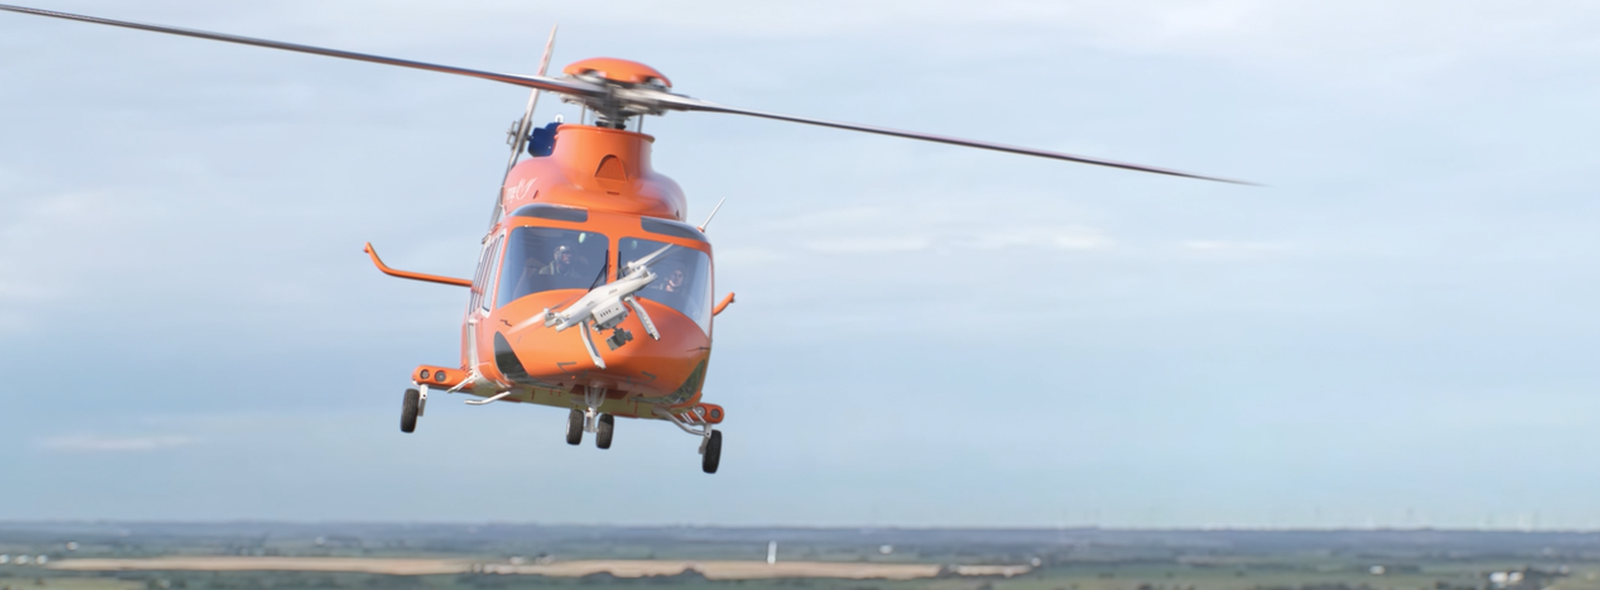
561,58,676,128
562,58,671,89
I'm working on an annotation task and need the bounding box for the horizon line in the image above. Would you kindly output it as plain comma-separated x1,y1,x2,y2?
1,520,1597,534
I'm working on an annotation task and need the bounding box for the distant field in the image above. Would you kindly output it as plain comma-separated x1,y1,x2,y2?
46,557,953,580
7,525,1600,590
0,578,140,590
47,557,466,575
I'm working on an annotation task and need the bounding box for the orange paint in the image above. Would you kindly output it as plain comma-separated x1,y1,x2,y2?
412,365,466,389
562,57,671,88
364,243,472,287
507,125,685,219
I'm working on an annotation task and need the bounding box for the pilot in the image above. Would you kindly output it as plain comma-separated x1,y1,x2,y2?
663,267,687,293
540,242,581,277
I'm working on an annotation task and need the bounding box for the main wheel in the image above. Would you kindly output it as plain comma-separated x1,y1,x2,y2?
565,409,584,446
595,414,615,450
701,429,722,474
400,388,420,433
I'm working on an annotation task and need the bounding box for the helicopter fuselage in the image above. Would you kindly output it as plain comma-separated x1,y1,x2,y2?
450,124,724,424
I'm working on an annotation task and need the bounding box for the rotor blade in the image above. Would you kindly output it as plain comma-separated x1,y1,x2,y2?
0,4,602,98
504,23,560,178
535,26,559,82
651,94,1255,185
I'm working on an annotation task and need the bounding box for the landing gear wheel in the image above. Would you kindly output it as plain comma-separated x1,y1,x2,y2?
565,409,584,446
701,429,722,474
400,388,420,433
596,413,615,450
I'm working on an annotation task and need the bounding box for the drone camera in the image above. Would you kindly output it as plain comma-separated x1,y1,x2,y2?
605,328,634,351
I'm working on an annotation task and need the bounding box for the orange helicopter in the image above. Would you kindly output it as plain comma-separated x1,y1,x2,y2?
0,4,1249,474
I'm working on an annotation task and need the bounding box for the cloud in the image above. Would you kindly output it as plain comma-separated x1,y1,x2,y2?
0,192,119,319
804,237,931,253
39,434,196,453
969,226,1114,251
1180,239,1285,255
714,247,790,267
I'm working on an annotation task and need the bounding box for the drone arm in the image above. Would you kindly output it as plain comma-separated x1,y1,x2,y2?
623,244,676,278
363,243,472,287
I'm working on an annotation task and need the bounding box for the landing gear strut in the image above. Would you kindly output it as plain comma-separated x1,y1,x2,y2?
655,407,722,474
568,386,613,447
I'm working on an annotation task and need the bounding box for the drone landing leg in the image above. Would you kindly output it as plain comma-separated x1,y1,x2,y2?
623,295,660,340
577,321,606,369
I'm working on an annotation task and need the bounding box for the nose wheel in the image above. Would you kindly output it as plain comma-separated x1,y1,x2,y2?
596,413,615,449
564,409,615,448
568,410,617,449
565,408,584,445
567,385,614,448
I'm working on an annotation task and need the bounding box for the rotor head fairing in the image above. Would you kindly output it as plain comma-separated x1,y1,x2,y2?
563,57,671,89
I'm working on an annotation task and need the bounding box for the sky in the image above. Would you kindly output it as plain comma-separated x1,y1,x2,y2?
2,0,1600,529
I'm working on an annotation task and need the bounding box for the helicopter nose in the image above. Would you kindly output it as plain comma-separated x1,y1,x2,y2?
486,291,711,399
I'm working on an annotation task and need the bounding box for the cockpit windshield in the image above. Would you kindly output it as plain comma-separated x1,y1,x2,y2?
496,226,609,308
618,237,713,335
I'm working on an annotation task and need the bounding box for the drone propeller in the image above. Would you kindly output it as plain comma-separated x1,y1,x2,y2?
0,3,1253,185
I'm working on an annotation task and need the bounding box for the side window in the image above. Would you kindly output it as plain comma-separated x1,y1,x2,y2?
481,234,505,312
468,236,494,313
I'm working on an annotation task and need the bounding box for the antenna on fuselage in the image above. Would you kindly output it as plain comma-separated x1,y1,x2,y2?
697,197,727,232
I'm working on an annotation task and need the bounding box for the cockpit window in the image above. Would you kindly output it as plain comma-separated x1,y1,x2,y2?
496,226,609,308
618,237,713,334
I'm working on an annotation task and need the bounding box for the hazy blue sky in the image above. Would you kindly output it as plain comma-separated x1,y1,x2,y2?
2,0,1600,528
